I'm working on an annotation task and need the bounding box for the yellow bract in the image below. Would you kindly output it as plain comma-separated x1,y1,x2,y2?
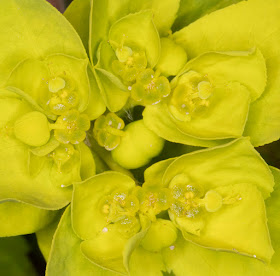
168,71,213,122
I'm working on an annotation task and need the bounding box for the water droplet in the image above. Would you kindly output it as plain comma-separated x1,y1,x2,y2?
169,245,175,250
128,86,132,91
102,227,108,233
253,255,256,258
61,185,65,188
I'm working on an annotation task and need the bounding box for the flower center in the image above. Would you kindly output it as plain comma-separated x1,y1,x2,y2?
50,143,76,172
49,109,90,144
169,174,241,220
112,45,147,83
136,186,171,221
93,112,125,150
168,71,213,121
46,77,79,115
170,182,203,218
130,68,171,105
101,191,140,237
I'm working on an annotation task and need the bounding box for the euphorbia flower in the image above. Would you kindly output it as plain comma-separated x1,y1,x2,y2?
66,0,280,148
1,0,280,275
71,171,143,274
144,0,280,147
46,138,280,275
0,0,103,236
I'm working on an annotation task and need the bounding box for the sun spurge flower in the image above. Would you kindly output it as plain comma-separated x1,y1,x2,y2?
46,138,280,275
66,0,280,148
0,0,103,236
143,0,280,148
1,0,280,275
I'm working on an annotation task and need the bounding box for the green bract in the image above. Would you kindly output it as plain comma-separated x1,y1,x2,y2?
0,0,103,213
67,0,280,147
46,139,279,275
172,0,280,146
72,172,141,274
1,0,280,275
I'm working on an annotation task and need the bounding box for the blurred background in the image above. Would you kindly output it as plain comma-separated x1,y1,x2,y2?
47,0,71,12
1,0,280,275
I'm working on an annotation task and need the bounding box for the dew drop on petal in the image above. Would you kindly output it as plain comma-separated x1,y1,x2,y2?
102,227,109,233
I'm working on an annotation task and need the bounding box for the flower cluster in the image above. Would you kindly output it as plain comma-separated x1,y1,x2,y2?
0,0,280,276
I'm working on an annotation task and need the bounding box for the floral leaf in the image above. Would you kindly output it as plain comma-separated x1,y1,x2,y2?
173,0,280,146
95,69,129,112
162,138,274,199
172,0,243,31
145,49,266,143
72,172,135,240
143,103,232,147
88,0,178,64
30,136,60,157
144,158,175,186
129,246,166,276
94,41,130,112
140,0,180,36
36,211,63,261
161,138,275,261
170,81,250,139
0,201,58,237
0,91,72,209
46,207,117,276
109,10,160,68
161,166,280,276
266,167,280,272
79,142,96,181
72,172,139,274
179,182,274,262
7,54,90,116
0,0,87,87
81,227,128,275
123,215,151,273
179,49,266,102
82,66,106,120
50,146,81,188
64,0,91,53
